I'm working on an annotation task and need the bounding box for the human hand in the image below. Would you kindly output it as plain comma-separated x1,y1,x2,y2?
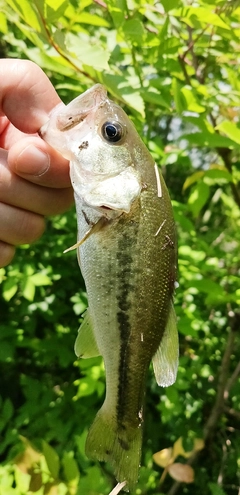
0,59,73,267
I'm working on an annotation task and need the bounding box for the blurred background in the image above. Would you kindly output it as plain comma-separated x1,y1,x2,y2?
0,1,240,494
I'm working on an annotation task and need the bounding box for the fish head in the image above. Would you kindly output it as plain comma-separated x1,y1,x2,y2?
40,84,145,214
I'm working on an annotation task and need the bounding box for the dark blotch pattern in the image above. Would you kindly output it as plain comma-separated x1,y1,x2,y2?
118,437,130,451
116,225,138,424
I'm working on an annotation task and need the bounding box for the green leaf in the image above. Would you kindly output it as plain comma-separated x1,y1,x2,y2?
30,273,52,286
14,468,31,492
0,12,7,33
204,168,232,183
183,171,205,191
188,181,210,216
75,377,97,398
182,132,237,148
45,0,69,22
0,342,14,362
161,0,180,13
62,452,80,483
183,168,232,191
122,18,145,44
208,482,227,495
42,441,60,479
180,6,230,30
21,277,35,302
73,12,110,27
2,278,18,301
0,268,6,283
66,33,110,70
181,87,205,113
121,91,145,117
141,89,170,110
106,0,127,27
216,120,240,145
7,0,43,31
172,78,185,114
2,399,14,421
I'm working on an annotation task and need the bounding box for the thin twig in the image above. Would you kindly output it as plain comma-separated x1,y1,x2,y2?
202,327,235,440
109,481,127,495
216,147,240,209
167,316,239,495
178,54,192,86
181,25,209,62
224,407,240,421
224,361,240,400
93,0,107,7
35,5,98,84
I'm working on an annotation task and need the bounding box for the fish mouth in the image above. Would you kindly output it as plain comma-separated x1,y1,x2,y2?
56,85,107,132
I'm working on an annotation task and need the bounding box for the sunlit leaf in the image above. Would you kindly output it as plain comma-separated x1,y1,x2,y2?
30,273,52,286
172,78,185,114
188,181,210,216
122,18,145,44
7,0,43,31
45,0,69,22
183,171,205,191
14,438,41,473
21,277,35,302
66,33,110,70
153,448,173,468
179,6,230,30
2,277,18,301
172,437,187,459
168,463,194,483
161,0,180,12
0,12,7,33
181,87,205,113
216,120,240,145
42,442,60,480
62,451,80,483
74,12,110,27
106,0,127,27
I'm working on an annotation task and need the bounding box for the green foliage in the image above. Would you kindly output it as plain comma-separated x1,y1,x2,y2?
1,0,240,494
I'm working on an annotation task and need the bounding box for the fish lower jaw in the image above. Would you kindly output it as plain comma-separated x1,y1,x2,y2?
93,205,123,220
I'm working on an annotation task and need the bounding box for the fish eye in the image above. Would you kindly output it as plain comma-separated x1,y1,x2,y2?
101,121,124,143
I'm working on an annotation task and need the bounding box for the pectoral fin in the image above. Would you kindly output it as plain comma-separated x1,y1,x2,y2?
152,302,178,387
64,216,107,253
74,309,100,358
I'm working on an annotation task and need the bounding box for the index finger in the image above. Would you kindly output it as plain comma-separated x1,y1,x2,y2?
0,59,62,133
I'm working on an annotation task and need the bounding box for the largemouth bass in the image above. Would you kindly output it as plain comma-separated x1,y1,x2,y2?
40,84,178,491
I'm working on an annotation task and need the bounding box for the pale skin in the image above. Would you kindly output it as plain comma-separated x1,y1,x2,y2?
0,59,73,267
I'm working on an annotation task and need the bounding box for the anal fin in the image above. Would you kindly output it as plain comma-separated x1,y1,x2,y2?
152,301,178,387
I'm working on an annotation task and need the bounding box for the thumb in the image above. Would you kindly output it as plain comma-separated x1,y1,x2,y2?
0,59,61,133
8,136,71,188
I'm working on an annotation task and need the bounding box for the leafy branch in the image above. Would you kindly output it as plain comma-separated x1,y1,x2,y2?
167,310,240,495
34,5,98,84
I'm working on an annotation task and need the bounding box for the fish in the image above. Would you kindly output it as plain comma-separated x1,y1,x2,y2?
39,84,178,492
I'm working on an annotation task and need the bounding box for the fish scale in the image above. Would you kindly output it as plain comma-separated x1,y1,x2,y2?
40,84,178,492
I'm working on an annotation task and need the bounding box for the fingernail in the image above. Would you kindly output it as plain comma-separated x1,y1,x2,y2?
16,145,50,176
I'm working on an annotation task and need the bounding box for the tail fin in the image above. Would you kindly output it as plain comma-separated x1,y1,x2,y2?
85,405,142,492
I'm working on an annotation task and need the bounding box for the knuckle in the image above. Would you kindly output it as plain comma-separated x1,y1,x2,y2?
17,213,45,244
0,242,15,267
